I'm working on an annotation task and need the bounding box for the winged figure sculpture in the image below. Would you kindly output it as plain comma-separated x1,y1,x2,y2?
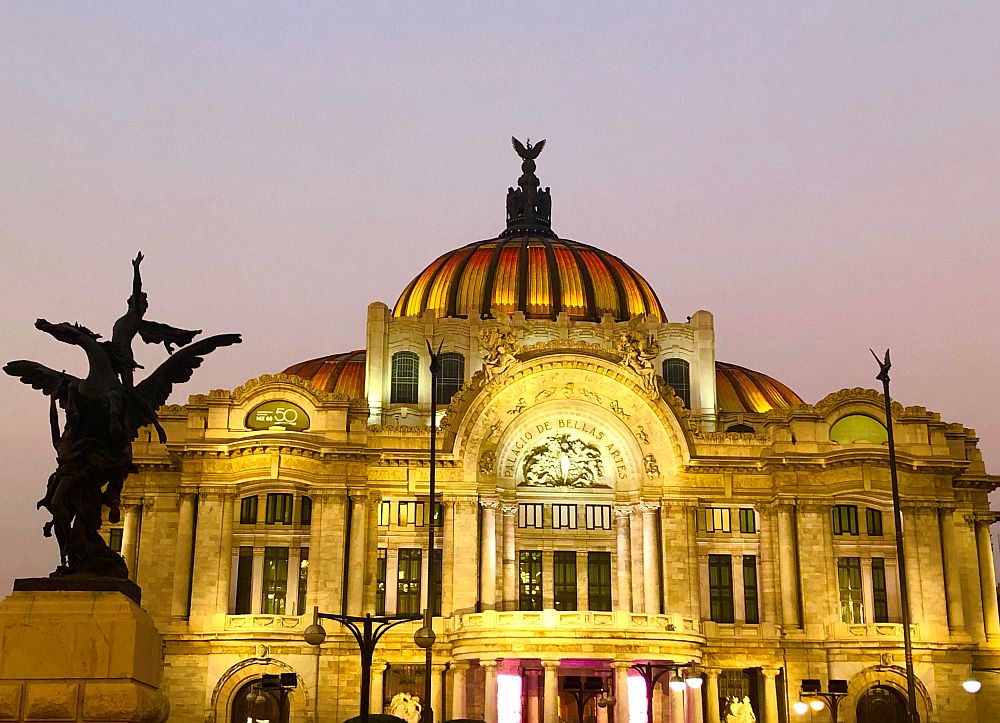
512,136,546,160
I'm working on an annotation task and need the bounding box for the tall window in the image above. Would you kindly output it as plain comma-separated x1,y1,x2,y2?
518,503,544,528
234,546,253,614
297,548,309,615
300,496,312,526
518,550,543,611
866,508,883,536
738,508,756,534
588,552,613,611
552,504,578,529
553,551,577,610
838,557,864,623
743,555,759,624
240,496,258,524
708,554,734,623
265,493,293,525
398,501,425,527
432,549,443,616
261,547,289,614
375,549,387,615
833,505,859,535
378,500,391,526
397,548,422,615
664,358,691,408
434,353,465,404
108,528,123,553
872,558,889,623
706,507,731,533
391,351,419,404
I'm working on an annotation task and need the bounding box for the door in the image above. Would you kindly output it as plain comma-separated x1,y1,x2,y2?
856,685,907,723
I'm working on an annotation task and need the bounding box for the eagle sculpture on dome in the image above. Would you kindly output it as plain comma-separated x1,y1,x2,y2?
512,136,546,160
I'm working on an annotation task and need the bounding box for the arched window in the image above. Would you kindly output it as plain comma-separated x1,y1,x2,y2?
664,358,691,408
434,352,465,404
830,414,888,445
390,351,419,404
727,423,755,433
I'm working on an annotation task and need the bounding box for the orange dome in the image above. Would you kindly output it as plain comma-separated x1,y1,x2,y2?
282,350,366,398
715,361,803,413
393,236,665,322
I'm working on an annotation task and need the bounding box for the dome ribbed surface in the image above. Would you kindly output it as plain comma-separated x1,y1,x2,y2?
715,361,803,414
282,350,366,398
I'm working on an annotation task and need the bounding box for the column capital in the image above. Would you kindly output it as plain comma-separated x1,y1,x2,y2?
702,667,721,678
481,659,498,671
349,489,368,503
614,505,633,519
639,501,661,514
540,659,561,671
612,660,633,670
480,497,501,511
761,667,780,679
432,663,447,673
450,661,471,672
500,504,518,516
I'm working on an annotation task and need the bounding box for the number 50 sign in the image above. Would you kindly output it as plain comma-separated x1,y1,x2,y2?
245,400,310,431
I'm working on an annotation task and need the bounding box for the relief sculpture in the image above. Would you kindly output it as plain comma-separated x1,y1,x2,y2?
519,433,609,488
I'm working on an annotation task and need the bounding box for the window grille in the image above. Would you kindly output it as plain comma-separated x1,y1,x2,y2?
664,358,691,408
585,504,612,530
518,503,544,529
434,353,465,404
552,504,578,529
390,351,419,404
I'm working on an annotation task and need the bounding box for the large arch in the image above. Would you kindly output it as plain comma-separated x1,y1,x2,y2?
210,656,311,723
842,666,932,723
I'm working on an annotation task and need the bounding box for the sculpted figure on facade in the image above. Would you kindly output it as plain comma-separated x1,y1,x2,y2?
480,325,519,380
614,327,660,396
520,433,608,488
387,692,422,723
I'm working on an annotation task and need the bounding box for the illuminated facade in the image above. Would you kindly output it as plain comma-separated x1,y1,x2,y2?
114,144,1000,723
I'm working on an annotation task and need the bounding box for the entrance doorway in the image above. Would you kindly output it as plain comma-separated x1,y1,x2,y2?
231,678,290,723
856,685,907,723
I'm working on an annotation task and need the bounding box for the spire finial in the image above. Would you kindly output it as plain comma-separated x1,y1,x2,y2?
503,137,555,238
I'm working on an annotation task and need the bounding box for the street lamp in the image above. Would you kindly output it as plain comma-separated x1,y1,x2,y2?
797,679,847,722
630,661,697,723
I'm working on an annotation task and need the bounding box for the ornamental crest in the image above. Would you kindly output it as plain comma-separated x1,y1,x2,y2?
519,433,609,488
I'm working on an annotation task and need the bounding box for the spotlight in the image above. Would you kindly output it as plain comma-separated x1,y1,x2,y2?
963,678,982,694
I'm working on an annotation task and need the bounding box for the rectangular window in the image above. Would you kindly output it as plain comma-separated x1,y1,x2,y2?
587,552,613,611
585,504,612,530
665,358,691,408
833,505,859,535
432,549,442,616
866,508,883,536
265,493,293,525
108,528,123,553
518,550,543,611
375,549,387,615
300,496,312,526
397,548,422,615
705,507,731,533
235,546,253,614
871,557,889,623
261,546,289,614
431,501,444,528
398,501,425,527
378,500,391,527
240,496,258,524
738,508,756,534
743,555,759,624
708,554,734,623
838,557,864,623
297,548,309,615
552,504,578,530
518,503,543,529
553,551,578,610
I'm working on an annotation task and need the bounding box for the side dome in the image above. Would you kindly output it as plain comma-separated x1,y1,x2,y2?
715,361,803,413
282,350,366,398
393,236,665,322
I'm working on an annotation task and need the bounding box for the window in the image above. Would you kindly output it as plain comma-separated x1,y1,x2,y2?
585,504,612,530
518,503,543,529
240,496,258,524
108,528,123,553
297,548,309,615
300,496,312,526
378,500,391,527
588,552,613,611
738,508,756,534
375,549,387,615
398,501,425,527
390,351,419,404
432,549,443,616
554,551,577,610
552,504,578,529
234,546,253,614
518,550,543,611
706,507,731,533
397,548,422,615
664,358,691,408
871,558,889,623
833,505,859,535
727,424,755,433
265,493,293,525
431,501,444,528
743,555,759,624
708,554,734,623
838,557,864,623
261,547,289,614
866,508,883,536
434,353,465,405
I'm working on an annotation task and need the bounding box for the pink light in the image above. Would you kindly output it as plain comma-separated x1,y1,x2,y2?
627,676,648,723
497,673,523,723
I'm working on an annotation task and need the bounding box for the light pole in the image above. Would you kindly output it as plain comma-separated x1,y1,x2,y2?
629,661,699,723
796,679,847,722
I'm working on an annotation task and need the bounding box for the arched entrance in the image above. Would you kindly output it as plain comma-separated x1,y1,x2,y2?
231,678,291,723
856,685,907,723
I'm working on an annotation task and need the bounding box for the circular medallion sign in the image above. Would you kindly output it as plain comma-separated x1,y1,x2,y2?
245,400,310,431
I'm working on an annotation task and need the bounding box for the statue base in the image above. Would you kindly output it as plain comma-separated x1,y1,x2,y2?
13,575,141,604
0,588,169,722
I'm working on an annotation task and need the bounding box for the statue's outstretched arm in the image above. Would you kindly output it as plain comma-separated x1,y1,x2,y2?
131,251,144,298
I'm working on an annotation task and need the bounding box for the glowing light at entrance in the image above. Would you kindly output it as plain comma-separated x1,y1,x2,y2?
627,676,648,723
497,673,523,723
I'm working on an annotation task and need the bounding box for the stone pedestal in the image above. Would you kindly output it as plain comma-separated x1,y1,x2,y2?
0,588,169,722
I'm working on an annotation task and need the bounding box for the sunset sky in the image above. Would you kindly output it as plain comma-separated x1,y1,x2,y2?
1,2,998,589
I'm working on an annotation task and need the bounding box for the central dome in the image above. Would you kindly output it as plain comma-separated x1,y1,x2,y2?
393,236,666,322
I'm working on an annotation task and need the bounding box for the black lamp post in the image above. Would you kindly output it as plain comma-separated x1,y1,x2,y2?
629,661,699,723
796,679,847,721
304,607,420,723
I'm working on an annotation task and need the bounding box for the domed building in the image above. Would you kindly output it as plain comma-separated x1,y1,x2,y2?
115,141,999,723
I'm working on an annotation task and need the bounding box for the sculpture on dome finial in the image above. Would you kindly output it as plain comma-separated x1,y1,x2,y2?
503,136,555,237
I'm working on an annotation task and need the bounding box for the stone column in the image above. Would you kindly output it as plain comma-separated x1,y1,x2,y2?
975,516,1000,638
305,494,324,613
757,506,778,625
524,669,540,723
346,492,368,615
481,499,499,610
250,547,264,614
776,503,800,629
938,507,966,632
502,504,518,610
761,668,779,723
121,502,141,581
451,662,469,720
432,663,446,723
704,670,721,723
642,503,661,614
901,506,925,626
629,507,645,612
686,503,702,622
483,659,499,723
364,491,381,613
443,500,456,616
615,507,633,612
453,499,480,614
614,661,630,723
170,491,197,619
371,662,387,713
215,492,236,615
542,659,560,723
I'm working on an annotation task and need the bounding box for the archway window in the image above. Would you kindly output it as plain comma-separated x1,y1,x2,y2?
727,423,755,434
664,358,691,408
830,414,888,444
390,351,419,404
856,685,908,723
231,678,290,723
434,352,465,404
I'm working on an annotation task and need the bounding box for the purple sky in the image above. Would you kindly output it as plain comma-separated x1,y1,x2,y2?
2,3,998,590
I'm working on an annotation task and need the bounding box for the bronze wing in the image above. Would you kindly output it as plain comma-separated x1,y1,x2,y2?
3,361,79,405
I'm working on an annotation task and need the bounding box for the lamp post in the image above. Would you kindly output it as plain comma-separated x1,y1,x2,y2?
796,679,847,722
872,349,919,722
629,661,699,723
304,607,420,723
